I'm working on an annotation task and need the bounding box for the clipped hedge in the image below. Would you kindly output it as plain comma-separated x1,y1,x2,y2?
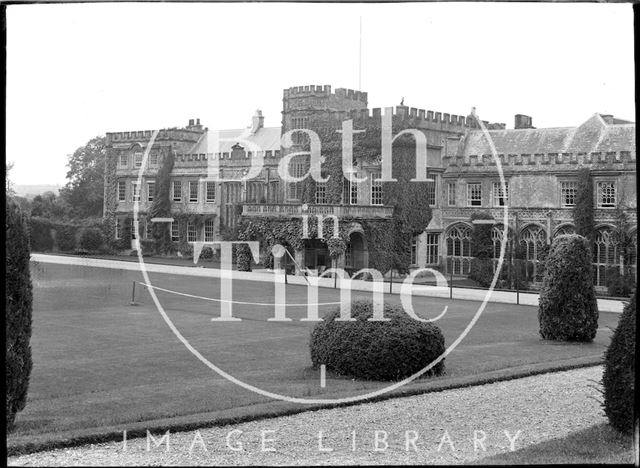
6,199,33,430
27,217,54,252
606,267,635,297
79,227,104,252
602,290,635,433
538,234,599,342
310,299,445,381
55,224,77,252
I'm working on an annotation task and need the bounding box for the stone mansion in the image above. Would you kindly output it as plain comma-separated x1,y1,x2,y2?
103,85,637,288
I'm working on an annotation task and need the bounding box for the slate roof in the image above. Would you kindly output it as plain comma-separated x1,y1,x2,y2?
185,126,281,155
459,113,635,156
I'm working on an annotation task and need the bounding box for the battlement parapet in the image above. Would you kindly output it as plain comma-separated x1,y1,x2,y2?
444,150,636,168
319,106,505,130
106,128,204,145
283,85,368,103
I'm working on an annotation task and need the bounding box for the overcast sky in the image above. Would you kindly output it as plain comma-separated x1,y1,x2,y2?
6,2,635,186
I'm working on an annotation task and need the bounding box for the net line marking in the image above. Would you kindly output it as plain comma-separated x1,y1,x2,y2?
136,281,342,307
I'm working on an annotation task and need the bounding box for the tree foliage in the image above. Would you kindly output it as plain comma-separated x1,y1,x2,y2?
602,290,636,433
573,167,595,245
6,199,33,430
30,192,69,219
59,136,106,218
538,234,599,342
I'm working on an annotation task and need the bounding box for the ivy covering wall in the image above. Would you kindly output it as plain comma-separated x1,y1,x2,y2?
149,148,174,255
236,116,433,273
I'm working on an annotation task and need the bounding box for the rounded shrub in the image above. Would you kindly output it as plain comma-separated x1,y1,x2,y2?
310,299,445,381
602,290,635,434
538,234,599,342
55,224,77,252
6,199,34,430
79,227,104,252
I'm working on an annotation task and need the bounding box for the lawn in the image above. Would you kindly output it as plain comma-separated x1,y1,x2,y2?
476,423,634,465
8,260,621,453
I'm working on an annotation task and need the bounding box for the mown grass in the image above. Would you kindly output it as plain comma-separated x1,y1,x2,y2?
476,422,634,465
8,260,621,455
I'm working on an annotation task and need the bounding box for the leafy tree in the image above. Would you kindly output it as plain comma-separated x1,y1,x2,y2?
573,167,595,245
30,192,69,219
59,136,106,218
6,198,33,430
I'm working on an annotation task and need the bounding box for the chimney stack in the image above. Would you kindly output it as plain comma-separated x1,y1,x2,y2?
514,114,534,129
251,109,264,134
189,119,195,126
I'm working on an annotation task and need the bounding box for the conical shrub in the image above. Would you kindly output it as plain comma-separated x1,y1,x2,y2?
6,198,34,430
602,290,635,433
538,234,598,341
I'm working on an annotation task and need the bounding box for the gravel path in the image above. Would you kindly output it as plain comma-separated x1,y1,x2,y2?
8,366,607,466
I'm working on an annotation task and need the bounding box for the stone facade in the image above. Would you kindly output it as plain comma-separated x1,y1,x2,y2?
103,85,636,287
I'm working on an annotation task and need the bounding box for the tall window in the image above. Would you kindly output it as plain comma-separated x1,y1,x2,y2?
560,181,577,207
149,153,158,166
187,222,197,242
315,181,327,204
426,173,436,206
115,218,122,239
343,178,358,205
467,183,482,206
519,225,547,282
410,237,418,265
147,181,155,202
189,180,199,202
204,219,215,242
593,227,617,287
492,182,509,207
117,180,126,202
287,156,306,200
206,182,216,203
134,152,143,168
172,180,182,202
370,172,383,206
131,181,140,202
170,221,180,242
119,154,128,167
291,116,309,144
491,226,513,263
597,181,616,208
446,224,472,275
426,233,439,265
447,183,456,206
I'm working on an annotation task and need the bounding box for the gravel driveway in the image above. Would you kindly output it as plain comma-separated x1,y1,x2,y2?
8,366,608,466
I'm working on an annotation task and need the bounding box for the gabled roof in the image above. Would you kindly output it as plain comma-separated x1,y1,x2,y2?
459,113,635,156
186,126,281,155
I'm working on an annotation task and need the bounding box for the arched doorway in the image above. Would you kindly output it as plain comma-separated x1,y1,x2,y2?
345,231,367,272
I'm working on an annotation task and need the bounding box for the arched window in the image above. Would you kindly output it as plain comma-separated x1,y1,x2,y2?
519,225,547,282
555,224,575,237
446,224,472,275
593,227,618,287
491,225,513,259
